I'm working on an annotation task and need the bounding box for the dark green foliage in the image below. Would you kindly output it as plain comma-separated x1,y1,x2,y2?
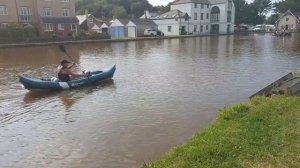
267,14,279,24
0,25,40,44
233,0,272,25
273,0,300,13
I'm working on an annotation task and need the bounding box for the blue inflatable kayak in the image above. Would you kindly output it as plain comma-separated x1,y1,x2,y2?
19,65,116,91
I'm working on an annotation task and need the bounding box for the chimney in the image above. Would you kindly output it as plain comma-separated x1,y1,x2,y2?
85,10,89,29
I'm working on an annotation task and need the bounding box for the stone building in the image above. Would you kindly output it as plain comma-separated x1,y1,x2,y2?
276,10,300,31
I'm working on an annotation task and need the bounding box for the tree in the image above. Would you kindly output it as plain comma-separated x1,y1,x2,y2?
153,2,172,14
75,0,155,19
273,0,300,13
112,6,128,18
266,14,279,24
233,0,271,25
233,0,249,25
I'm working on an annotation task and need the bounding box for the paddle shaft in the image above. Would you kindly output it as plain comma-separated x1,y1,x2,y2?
58,45,82,69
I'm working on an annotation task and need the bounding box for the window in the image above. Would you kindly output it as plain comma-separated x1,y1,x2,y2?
20,7,31,22
194,12,197,20
58,23,64,30
227,11,232,22
168,26,171,32
201,4,204,9
63,9,70,17
44,8,52,16
194,25,197,32
62,0,70,2
207,13,209,19
286,17,289,21
211,7,220,22
228,0,232,10
44,23,53,31
201,13,204,20
194,3,197,8
200,25,203,32
70,24,76,31
206,25,209,30
207,4,209,8
0,6,8,15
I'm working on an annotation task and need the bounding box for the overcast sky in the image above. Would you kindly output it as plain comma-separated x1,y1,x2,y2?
148,0,282,6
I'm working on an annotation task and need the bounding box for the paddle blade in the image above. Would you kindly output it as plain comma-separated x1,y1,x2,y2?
58,45,67,53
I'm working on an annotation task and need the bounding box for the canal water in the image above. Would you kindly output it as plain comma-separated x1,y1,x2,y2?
0,34,300,168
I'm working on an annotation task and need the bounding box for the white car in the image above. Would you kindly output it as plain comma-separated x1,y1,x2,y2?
144,29,164,36
253,25,265,32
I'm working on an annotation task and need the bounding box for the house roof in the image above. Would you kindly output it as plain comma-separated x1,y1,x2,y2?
140,12,159,19
291,10,300,19
130,19,157,26
41,17,78,24
91,24,100,30
76,14,92,25
126,21,136,27
173,0,210,5
110,19,125,27
153,9,190,20
100,23,109,28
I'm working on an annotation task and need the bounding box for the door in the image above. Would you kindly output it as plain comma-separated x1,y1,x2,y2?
211,24,219,34
181,26,186,35
128,27,136,38
112,27,124,38
227,24,230,33
286,25,288,30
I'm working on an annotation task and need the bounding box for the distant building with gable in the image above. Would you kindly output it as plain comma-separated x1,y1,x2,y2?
147,0,235,36
276,10,300,31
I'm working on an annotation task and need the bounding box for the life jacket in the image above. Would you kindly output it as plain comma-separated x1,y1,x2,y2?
57,66,70,82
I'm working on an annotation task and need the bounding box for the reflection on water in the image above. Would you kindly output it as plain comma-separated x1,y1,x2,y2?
1,34,300,168
23,79,115,110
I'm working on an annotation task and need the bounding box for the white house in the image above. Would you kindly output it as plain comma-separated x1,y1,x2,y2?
171,0,211,35
209,0,235,34
151,0,235,35
152,10,191,36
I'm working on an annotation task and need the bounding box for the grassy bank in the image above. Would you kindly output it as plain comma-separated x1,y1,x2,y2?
145,96,300,168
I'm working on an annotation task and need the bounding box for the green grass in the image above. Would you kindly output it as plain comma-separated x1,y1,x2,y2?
144,96,300,168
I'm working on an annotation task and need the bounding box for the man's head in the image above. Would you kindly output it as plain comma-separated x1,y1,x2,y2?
61,60,70,67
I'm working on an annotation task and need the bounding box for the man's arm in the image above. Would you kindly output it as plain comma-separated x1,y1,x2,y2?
65,69,83,78
67,62,75,69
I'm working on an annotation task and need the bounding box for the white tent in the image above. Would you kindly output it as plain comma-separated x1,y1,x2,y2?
126,21,137,38
91,24,101,33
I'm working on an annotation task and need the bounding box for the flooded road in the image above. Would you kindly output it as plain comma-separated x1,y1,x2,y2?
1,34,300,168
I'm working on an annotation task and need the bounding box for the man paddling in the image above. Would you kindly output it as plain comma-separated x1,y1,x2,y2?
57,60,83,82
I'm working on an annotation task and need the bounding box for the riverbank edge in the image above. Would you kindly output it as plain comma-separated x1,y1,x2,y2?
0,33,233,48
144,96,300,168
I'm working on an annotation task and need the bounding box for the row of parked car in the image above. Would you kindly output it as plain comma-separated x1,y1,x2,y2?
234,24,276,32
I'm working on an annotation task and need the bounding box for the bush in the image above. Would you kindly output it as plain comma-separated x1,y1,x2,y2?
0,24,111,44
0,24,40,43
